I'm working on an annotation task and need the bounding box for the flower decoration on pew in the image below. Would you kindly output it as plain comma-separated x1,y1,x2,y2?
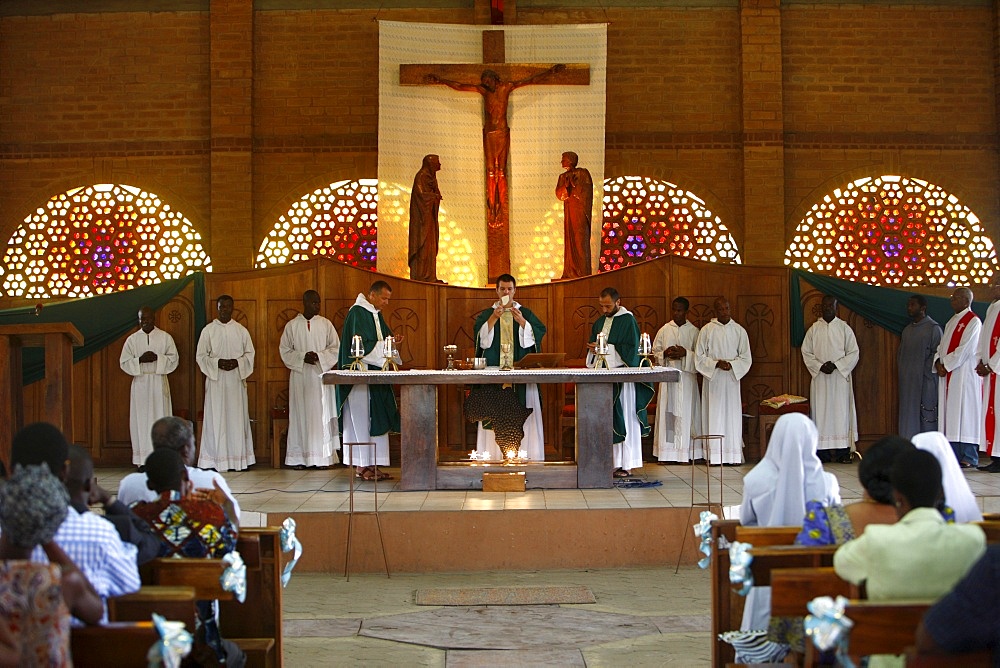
804,595,856,668
280,517,303,587
221,551,247,603
147,613,192,668
728,541,754,595
694,510,718,569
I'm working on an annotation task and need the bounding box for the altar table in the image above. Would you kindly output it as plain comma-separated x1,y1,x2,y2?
323,367,679,490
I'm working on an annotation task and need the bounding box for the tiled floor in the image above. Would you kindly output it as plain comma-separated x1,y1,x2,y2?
95,460,1000,519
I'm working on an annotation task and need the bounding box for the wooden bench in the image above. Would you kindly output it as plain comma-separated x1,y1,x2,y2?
712,520,841,667
109,584,198,630
140,526,285,668
71,621,161,667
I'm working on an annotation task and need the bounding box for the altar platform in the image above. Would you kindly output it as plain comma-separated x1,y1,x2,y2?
95,460,1000,575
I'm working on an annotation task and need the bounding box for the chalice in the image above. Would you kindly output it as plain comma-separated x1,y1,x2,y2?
443,344,458,370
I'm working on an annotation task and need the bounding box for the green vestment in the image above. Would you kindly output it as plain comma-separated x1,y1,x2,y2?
336,303,400,436
589,311,654,442
472,303,547,425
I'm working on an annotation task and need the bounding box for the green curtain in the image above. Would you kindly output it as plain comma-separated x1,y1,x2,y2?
790,269,989,346
0,273,207,386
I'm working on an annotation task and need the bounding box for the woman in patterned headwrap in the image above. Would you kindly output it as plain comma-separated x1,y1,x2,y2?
0,463,104,664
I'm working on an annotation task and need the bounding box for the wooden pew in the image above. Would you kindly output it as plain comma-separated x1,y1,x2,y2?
108,585,198,630
769,567,854,618
71,621,161,668
711,521,837,668
141,527,285,668
710,519,741,668
975,520,1000,542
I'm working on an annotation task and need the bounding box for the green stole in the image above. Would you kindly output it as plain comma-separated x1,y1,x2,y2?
472,304,547,419
589,311,654,442
336,303,400,436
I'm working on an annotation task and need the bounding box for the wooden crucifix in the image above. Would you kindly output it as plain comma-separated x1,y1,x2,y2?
400,30,589,282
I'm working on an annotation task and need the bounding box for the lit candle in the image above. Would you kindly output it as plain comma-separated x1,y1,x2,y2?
351,334,364,358
640,332,652,355
596,331,609,355
382,336,395,358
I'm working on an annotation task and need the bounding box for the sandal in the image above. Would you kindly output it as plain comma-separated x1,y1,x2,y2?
355,467,369,479
374,469,393,481
613,469,630,478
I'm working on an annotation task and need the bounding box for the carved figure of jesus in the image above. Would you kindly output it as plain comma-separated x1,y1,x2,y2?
425,65,565,232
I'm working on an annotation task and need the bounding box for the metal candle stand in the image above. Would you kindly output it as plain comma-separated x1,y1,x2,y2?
674,434,725,574
347,334,366,371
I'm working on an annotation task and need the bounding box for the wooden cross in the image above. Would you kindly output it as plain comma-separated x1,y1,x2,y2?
400,30,589,282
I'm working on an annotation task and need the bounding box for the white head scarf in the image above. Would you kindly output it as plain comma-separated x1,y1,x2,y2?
739,413,840,526
911,431,982,523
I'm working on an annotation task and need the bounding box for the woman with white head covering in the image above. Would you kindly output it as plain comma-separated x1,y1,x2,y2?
740,412,841,526
726,413,841,663
912,431,982,523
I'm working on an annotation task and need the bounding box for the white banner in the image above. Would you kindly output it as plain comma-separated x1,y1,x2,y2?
378,21,607,286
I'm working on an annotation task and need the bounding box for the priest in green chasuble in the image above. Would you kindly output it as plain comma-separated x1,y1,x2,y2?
473,274,548,460
337,280,402,481
585,287,654,477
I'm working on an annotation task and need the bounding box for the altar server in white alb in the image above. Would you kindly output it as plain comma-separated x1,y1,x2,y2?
934,287,982,469
695,297,752,464
652,297,702,462
120,306,179,467
801,295,859,464
280,290,341,469
196,294,256,471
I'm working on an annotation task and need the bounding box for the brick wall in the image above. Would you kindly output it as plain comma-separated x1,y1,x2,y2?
1,1,997,274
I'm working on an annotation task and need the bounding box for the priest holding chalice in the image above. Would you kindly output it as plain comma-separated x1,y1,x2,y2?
471,274,548,461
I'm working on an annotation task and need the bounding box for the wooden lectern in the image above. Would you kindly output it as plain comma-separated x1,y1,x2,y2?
0,323,84,467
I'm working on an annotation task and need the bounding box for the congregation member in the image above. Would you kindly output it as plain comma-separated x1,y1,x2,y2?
119,305,179,468
65,445,161,565
197,294,256,471
834,448,986,668
897,294,942,438
729,413,840,664
117,416,241,521
694,296,752,464
585,287,653,478
279,289,341,470
11,423,141,622
979,279,1000,472
915,544,1000,664
768,435,912,659
912,432,982,523
651,296,701,462
132,448,244,667
934,287,982,468
801,295,859,464
0,464,105,663
337,280,402,481
472,273,547,461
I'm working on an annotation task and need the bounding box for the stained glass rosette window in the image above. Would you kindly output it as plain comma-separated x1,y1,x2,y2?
600,176,741,271
256,179,379,270
1,184,211,298
785,175,998,286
